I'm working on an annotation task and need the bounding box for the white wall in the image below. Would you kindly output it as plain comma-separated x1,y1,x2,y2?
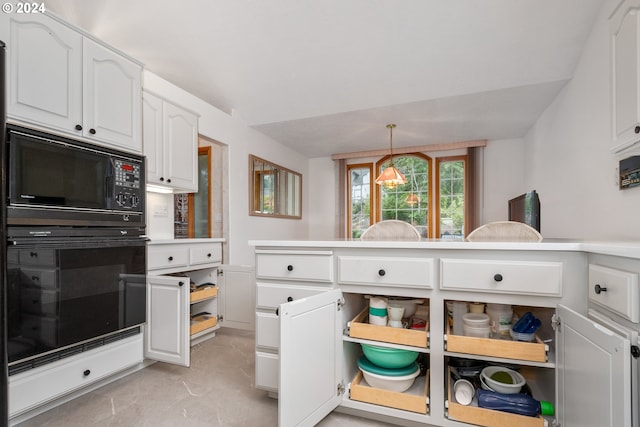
143,71,310,265
525,0,640,240
481,138,527,224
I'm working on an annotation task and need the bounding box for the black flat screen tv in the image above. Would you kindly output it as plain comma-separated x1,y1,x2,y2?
508,190,540,232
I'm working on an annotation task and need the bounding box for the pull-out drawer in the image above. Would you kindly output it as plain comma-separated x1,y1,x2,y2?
589,264,639,322
255,250,333,283
256,283,328,309
255,351,279,392
9,334,143,417
440,258,562,296
147,245,189,270
190,243,222,266
20,268,58,289
18,249,56,267
338,256,435,288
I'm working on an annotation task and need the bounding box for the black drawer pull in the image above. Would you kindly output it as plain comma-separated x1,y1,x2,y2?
178,281,185,287
168,256,174,261
493,274,503,282
207,253,212,258
378,269,386,276
595,284,607,294
635,125,640,134
75,124,83,131
167,178,172,183
30,252,38,257
287,296,293,302
89,128,96,135
159,177,165,182
31,276,39,281
83,369,91,377
287,265,294,271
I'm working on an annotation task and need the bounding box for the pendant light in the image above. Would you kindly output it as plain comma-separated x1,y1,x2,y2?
375,123,407,189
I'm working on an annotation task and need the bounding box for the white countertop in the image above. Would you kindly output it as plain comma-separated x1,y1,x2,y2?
248,239,640,259
148,237,225,245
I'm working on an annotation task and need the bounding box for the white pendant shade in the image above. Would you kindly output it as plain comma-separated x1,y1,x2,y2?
375,123,407,188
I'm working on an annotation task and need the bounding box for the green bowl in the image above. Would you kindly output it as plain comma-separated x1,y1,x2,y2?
361,343,419,369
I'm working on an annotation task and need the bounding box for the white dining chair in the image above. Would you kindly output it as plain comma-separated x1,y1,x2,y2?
360,220,422,241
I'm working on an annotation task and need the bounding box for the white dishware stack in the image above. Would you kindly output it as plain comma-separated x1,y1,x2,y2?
462,313,491,337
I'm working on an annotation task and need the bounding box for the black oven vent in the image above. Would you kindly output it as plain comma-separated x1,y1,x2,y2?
8,327,141,376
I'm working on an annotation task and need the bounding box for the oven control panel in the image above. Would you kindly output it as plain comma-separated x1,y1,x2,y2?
113,159,143,210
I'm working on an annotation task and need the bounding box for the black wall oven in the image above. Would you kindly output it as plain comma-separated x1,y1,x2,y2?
4,126,147,375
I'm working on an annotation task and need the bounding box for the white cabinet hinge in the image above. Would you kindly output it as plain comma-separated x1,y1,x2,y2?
551,314,561,331
337,297,345,311
337,381,345,396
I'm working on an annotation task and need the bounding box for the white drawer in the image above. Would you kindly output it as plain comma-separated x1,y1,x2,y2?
256,311,279,349
9,334,143,417
255,250,333,282
147,245,189,270
440,258,562,296
255,351,279,392
189,243,222,266
256,283,328,309
337,256,434,288
589,264,640,323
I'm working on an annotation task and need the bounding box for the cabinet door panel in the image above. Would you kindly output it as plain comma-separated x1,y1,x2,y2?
255,351,279,392
163,101,198,191
556,305,631,427
145,275,190,367
83,38,142,153
2,12,82,131
142,91,164,185
279,289,343,427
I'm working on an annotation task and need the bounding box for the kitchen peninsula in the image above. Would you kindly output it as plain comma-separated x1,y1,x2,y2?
251,239,640,427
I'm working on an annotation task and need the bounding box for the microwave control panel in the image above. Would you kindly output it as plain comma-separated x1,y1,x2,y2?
113,159,143,209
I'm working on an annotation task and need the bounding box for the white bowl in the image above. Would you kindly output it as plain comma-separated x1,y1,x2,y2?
360,365,420,392
387,298,424,318
463,313,490,326
480,366,526,394
463,324,491,338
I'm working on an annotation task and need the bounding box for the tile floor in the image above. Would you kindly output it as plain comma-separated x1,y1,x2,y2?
15,328,398,426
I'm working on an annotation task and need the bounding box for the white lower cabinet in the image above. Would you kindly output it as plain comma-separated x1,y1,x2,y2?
145,240,223,367
255,245,638,427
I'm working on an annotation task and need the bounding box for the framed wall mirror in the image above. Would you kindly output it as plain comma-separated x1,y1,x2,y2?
249,155,302,219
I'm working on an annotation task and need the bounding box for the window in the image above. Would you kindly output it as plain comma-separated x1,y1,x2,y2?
436,156,466,239
347,164,373,238
376,154,431,238
347,152,468,239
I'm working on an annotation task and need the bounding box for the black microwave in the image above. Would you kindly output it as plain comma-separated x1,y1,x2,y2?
6,125,145,229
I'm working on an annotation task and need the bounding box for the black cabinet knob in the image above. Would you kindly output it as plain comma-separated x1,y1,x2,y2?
75,124,83,131
287,296,293,302
635,125,640,134
167,178,172,183
89,128,96,135
287,265,294,271
493,274,503,282
168,256,174,261
159,177,165,182
595,284,607,294
378,269,386,276
83,369,91,377
30,252,37,257
178,281,184,287
207,253,212,258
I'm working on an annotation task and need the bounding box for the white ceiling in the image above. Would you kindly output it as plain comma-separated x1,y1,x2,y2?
46,0,604,158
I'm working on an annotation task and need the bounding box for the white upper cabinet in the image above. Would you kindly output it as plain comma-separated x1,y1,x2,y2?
82,39,142,153
0,12,142,154
610,0,640,153
142,91,198,192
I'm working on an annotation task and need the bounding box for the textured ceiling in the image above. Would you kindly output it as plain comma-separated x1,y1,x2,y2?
45,0,604,157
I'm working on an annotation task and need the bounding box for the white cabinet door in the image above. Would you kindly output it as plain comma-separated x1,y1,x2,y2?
219,265,255,331
610,0,640,151
163,100,198,192
1,12,82,132
83,38,142,153
279,289,343,427
556,305,632,427
142,91,164,185
145,275,190,367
